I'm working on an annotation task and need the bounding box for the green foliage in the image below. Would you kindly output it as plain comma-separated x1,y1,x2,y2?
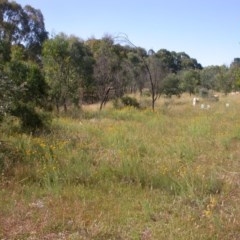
0,40,11,64
0,0,48,62
162,73,182,97
26,64,48,105
0,0,237,115
180,69,200,95
121,96,140,108
10,103,50,131
0,59,49,131
156,49,202,73
156,49,178,72
200,66,220,90
0,2,49,131
5,60,48,104
43,34,94,111
93,36,126,108
229,60,240,90
23,5,48,61
0,68,30,122
10,45,27,62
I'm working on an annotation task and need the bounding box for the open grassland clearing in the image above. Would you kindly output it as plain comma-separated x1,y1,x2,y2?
1,94,240,239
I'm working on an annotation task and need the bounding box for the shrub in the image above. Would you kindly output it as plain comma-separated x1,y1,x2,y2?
199,88,209,98
11,104,51,132
121,96,140,108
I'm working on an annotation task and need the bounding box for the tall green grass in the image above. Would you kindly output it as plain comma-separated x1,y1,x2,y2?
1,94,240,239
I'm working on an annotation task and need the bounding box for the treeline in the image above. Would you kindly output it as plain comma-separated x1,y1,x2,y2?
1,0,240,130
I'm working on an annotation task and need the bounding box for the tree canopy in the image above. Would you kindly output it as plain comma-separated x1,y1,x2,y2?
0,0,239,127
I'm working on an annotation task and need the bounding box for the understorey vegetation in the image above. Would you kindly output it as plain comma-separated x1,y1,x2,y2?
1,94,240,239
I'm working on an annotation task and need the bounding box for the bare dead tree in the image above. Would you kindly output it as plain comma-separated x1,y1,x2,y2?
114,33,161,111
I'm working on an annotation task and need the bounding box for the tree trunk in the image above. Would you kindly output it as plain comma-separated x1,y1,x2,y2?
100,87,111,110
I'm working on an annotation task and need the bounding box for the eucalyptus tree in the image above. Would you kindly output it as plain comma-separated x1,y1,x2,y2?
155,50,202,73
179,69,200,95
156,49,177,73
147,54,168,106
114,34,167,110
126,48,167,110
0,0,48,63
162,73,182,98
23,4,48,62
200,66,220,90
177,52,201,70
214,65,232,94
0,0,28,44
3,59,48,129
68,35,94,106
43,34,69,112
0,1,49,130
126,51,147,94
92,35,125,110
43,34,93,112
230,58,240,91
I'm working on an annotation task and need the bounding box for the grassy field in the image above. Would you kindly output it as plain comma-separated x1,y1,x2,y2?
1,94,240,239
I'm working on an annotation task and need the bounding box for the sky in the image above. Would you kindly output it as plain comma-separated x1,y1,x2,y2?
14,0,240,67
